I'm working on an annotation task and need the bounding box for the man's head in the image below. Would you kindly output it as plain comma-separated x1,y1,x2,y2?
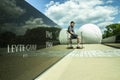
70,21,75,27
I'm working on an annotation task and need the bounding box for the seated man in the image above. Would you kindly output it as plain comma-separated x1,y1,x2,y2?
67,21,81,48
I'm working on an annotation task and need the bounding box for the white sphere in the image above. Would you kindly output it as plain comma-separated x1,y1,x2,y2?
59,29,68,44
59,24,102,44
77,24,102,43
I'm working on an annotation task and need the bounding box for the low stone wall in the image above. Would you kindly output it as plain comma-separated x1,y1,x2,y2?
102,36,116,43
116,35,120,43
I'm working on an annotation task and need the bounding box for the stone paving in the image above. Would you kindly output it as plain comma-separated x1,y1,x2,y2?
35,44,120,80
68,49,120,57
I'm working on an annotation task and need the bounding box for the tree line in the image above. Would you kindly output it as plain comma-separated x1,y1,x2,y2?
0,27,61,49
103,23,120,39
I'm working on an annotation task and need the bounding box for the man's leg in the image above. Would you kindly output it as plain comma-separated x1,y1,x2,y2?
69,38,73,47
77,36,81,47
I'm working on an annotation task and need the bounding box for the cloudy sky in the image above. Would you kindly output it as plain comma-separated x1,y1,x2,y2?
26,0,120,32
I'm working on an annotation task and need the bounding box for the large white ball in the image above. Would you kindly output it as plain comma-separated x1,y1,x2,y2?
59,24,102,44
77,24,102,43
59,29,68,44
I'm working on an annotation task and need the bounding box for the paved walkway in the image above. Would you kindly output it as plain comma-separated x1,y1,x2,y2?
35,44,120,80
68,49,120,57
103,43,120,48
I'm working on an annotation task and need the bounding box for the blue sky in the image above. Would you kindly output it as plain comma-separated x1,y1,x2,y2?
26,0,120,31
26,0,65,13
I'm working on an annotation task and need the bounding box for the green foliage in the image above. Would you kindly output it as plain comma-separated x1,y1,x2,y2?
103,23,120,38
0,31,16,47
0,27,61,48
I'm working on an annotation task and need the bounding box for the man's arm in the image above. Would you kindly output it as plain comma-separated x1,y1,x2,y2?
69,31,74,35
68,26,74,35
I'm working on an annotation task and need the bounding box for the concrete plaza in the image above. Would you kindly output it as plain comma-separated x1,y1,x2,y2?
35,44,120,80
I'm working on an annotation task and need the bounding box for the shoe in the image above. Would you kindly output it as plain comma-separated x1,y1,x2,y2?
76,46,82,49
67,46,74,49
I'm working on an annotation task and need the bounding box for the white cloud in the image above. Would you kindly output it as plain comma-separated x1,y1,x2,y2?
23,18,51,29
45,0,118,31
1,18,52,35
106,0,113,4
45,1,55,8
98,22,113,28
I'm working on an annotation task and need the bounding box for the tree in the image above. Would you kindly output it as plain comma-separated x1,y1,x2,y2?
0,31,16,47
103,23,120,38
